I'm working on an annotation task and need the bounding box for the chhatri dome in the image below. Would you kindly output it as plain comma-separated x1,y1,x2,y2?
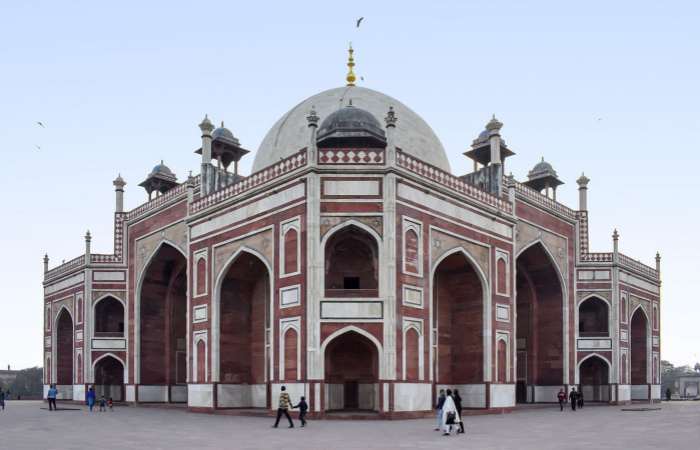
252,46,451,172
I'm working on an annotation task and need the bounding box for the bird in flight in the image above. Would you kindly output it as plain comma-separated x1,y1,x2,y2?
36,121,45,128
356,17,364,28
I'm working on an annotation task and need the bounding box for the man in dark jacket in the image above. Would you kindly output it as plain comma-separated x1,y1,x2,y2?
453,389,465,434
569,387,577,411
434,389,446,431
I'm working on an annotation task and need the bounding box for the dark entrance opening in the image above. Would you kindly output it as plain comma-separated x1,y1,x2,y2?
324,331,378,411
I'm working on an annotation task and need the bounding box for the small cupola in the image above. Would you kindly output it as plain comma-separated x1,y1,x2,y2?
524,157,564,199
464,115,515,168
195,121,249,176
139,161,178,200
316,102,387,148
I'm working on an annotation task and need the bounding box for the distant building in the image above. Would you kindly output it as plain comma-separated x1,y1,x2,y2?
0,365,18,387
41,47,662,415
675,375,700,399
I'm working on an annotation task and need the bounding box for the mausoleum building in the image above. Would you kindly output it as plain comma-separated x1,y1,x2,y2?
42,49,662,416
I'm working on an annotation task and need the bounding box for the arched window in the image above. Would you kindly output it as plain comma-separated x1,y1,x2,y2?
284,228,299,274
196,258,207,296
621,353,627,384
94,297,125,337
284,328,298,380
578,297,609,337
77,297,83,323
620,296,627,322
325,225,378,297
76,353,83,384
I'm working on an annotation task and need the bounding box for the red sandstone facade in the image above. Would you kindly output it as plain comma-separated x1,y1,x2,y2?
42,84,662,416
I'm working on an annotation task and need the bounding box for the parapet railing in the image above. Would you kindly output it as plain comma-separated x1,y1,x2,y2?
190,149,308,214
318,148,385,165
125,175,200,221
45,255,85,280
618,253,659,279
580,252,613,263
511,179,578,220
397,150,513,214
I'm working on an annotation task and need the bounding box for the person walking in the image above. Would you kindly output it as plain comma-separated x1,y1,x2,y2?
272,386,294,428
0,388,5,411
569,387,577,411
577,389,584,409
99,395,107,412
108,397,114,411
47,384,58,411
557,388,567,411
434,389,446,431
441,389,461,436
453,389,465,434
292,396,308,427
86,386,96,412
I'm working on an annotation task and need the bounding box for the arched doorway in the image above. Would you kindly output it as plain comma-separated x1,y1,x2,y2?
56,308,74,390
324,330,379,411
516,243,564,403
578,297,609,337
94,355,125,401
325,225,379,297
217,251,270,408
579,355,610,402
95,296,125,337
432,251,484,405
139,243,187,402
630,308,648,392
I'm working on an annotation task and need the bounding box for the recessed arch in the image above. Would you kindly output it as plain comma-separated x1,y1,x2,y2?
212,245,273,385
93,295,125,336
515,240,567,402
320,325,384,379
630,306,650,385
321,327,382,411
136,241,188,398
577,353,611,402
431,246,489,386
578,295,610,337
55,306,74,386
93,353,125,402
322,221,381,297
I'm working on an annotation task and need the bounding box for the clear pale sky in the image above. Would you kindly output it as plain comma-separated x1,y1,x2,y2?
1,0,698,370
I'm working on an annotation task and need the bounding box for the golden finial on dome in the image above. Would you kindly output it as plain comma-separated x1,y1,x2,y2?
346,43,356,86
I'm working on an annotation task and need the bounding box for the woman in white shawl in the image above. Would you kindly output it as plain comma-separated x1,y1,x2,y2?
441,389,461,436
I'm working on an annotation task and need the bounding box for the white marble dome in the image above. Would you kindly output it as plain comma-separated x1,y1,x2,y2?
252,86,451,172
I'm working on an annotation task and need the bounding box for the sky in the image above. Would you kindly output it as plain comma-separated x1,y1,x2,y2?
0,0,698,370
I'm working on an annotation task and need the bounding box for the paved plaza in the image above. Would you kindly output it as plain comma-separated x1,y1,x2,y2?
1,401,699,449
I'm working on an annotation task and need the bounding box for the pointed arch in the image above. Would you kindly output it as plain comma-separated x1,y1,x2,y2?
577,353,612,384
135,240,188,388
515,240,568,398
578,295,610,337
212,245,272,384
322,220,382,297
320,325,384,379
54,306,74,385
431,246,491,383
92,353,126,401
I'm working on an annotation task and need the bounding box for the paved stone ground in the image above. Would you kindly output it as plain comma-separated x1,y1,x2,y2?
2,401,699,449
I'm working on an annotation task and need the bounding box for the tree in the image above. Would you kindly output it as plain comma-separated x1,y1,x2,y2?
7,367,43,400
661,360,697,396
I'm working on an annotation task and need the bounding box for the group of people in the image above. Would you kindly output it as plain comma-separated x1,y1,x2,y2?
273,386,308,428
45,384,114,412
434,389,465,436
557,387,585,411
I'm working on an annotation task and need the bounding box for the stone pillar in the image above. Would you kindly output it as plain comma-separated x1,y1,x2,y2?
306,107,319,167
577,173,590,211
85,230,92,260
113,175,126,213
612,229,619,264
43,254,49,273
199,115,215,196
655,252,661,275
384,106,397,165
487,116,503,166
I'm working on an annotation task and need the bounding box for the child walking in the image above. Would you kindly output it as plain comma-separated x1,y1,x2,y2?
99,395,107,412
292,396,309,427
108,397,114,411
